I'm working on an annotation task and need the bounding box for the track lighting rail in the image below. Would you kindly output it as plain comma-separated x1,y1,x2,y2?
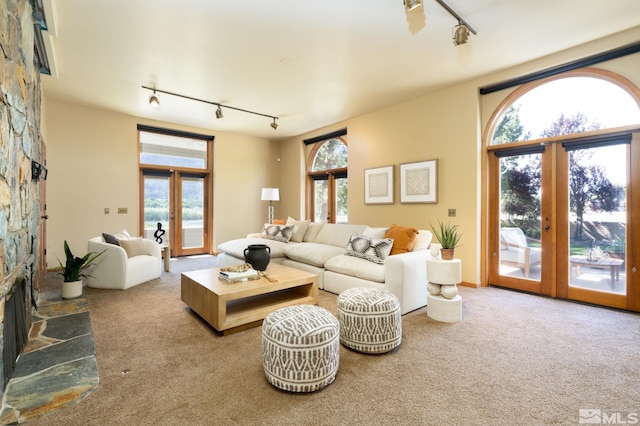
141,85,279,129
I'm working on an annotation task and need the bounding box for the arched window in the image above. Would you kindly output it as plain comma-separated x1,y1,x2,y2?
484,68,640,311
307,138,348,223
490,72,640,145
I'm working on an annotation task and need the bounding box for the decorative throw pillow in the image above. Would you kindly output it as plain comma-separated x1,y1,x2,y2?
345,232,393,264
119,237,148,258
102,233,120,246
384,224,419,255
273,219,287,225
286,216,311,243
114,229,131,240
260,224,294,243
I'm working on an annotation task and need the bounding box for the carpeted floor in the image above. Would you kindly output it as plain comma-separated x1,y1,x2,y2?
24,255,640,425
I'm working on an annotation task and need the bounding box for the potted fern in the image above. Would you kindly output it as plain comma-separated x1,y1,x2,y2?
56,241,105,299
431,220,463,260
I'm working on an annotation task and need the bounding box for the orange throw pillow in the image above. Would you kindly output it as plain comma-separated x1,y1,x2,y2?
384,224,419,255
272,219,287,225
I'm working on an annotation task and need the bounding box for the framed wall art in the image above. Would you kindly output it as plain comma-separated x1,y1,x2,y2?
400,159,438,203
364,165,394,204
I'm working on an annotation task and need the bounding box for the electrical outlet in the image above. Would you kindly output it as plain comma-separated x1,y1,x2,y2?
118,207,128,214
104,208,109,214
448,209,456,217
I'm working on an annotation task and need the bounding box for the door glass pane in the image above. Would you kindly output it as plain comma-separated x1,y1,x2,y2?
335,177,348,224
143,176,170,243
182,177,204,249
498,153,542,281
568,145,626,294
314,180,328,223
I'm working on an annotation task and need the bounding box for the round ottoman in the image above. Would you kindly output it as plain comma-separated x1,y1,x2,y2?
337,287,402,354
261,304,340,392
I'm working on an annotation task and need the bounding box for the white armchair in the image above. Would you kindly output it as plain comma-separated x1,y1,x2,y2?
499,227,541,278
87,235,162,289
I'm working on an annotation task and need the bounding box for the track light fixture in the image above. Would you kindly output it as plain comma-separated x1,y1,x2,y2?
403,0,422,12
453,22,469,46
142,86,279,130
148,91,160,109
434,0,477,46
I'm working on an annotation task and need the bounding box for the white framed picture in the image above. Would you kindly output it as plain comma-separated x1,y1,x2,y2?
400,159,438,203
364,165,394,204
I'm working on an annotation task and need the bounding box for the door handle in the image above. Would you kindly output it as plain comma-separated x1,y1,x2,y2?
544,225,550,231
41,215,48,220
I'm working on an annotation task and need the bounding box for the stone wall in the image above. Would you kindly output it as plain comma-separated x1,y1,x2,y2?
0,0,43,391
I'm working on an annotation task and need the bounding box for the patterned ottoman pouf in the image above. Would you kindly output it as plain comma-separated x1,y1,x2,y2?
337,287,402,354
261,304,340,392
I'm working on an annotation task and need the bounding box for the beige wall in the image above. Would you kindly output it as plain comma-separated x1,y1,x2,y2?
44,100,278,266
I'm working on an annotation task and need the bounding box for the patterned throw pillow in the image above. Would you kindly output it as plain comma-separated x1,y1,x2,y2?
260,224,294,243
345,232,394,264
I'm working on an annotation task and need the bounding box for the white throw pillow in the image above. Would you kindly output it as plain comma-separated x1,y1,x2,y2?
119,237,148,258
286,217,311,243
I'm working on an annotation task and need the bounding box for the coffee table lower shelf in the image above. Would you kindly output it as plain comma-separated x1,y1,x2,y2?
181,264,318,335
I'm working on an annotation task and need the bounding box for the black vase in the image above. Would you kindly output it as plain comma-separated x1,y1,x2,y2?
244,244,271,271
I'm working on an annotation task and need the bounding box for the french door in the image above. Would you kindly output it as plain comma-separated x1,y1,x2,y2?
488,132,638,311
141,170,210,257
310,170,348,223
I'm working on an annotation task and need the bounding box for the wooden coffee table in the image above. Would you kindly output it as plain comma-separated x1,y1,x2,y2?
181,263,318,335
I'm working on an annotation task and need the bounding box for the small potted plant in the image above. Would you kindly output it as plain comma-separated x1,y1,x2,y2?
56,240,105,299
430,220,463,260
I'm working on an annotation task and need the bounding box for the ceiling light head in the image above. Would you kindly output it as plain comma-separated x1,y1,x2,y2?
148,92,160,109
270,118,278,130
453,23,470,46
215,105,223,119
403,0,422,12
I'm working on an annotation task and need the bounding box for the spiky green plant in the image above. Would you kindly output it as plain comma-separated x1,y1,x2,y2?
56,240,106,282
430,220,463,249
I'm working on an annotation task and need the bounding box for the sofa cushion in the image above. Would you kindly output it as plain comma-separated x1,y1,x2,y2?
115,229,131,240
325,254,385,283
363,227,389,239
384,224,419,255
314,224,368,248
345,232,393,264
303,222,324,242
218,237,290,259
286,217,311,243
412,230,433,252
283,243,344,268
119,237,148,258
260,224,294,242
273,219,287,225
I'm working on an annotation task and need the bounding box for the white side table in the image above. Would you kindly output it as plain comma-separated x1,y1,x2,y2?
159,243,170,272
426,258,462,322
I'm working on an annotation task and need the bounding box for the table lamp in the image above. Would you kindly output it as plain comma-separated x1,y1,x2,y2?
261,188,280,224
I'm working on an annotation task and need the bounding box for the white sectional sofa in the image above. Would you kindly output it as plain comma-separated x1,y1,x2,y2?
217,221,433,314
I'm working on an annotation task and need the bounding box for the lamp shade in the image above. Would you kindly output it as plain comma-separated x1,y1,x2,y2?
261,188,280,201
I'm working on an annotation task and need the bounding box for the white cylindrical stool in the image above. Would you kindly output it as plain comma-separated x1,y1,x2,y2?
262,304,340,392
337,287,402,354
426,258,462,322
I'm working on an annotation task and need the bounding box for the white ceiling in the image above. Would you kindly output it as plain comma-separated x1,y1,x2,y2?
40,0,640,140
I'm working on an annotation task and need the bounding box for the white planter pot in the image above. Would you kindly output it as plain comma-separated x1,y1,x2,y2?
62,280,83,299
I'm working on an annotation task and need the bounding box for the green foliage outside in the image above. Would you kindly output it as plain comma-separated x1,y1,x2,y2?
312,139,348,222
494,107,625,253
